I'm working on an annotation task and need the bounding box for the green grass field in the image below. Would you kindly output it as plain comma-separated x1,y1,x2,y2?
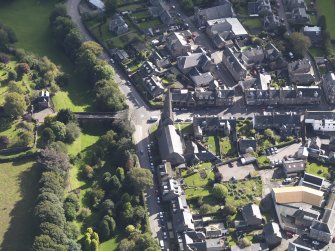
0,160,39,251
306,162,330,179
0,0,94,112
317,0,335,40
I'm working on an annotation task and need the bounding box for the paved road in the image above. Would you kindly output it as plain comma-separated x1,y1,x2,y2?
66,0,163,243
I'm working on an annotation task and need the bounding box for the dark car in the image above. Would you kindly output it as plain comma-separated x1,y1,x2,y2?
228,162,233,168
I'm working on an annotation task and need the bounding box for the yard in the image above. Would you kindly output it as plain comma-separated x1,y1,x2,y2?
0,160,39,251
0,0,94,112
241,18,263,33
305,162,331,179
176,122,193,135
224,177,262,208
317,0,335,40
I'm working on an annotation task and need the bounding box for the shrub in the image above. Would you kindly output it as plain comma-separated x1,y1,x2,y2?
0,136,10,149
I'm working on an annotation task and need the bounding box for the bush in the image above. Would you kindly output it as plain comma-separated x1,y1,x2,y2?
50,121,67,141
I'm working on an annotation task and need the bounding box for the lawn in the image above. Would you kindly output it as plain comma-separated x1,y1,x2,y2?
100,235,119,251
0,0,94,112
306,162,330,179
309,47,324,57
206,135,220,155
241,18,262,33
317,0,335,40
0,160,39,251
176,122,193,135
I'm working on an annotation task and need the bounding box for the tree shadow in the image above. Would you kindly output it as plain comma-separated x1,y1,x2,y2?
0,161,40,251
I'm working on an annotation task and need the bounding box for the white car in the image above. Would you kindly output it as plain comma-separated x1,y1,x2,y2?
157,196,161,204
110,58,114,64
163,232,168,240
159,212,164,219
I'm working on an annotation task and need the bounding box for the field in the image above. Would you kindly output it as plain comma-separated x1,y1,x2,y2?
317,0,335,40
0,0,94,112
0,160,39,251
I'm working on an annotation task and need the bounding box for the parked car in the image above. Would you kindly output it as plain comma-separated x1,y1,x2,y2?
163,232,168,240
274,147,278,153
157,196,161,204
228,162,234,168
110,58,115,64
159,212,164,219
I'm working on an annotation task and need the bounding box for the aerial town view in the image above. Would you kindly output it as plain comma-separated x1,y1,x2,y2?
0,0,335,250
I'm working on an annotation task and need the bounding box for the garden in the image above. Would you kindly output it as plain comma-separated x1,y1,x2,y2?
182,162,263,214
306,161,331,179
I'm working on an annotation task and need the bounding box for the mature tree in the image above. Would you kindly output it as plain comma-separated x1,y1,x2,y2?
118,238,136,251
215,172,223,183
212,184,228,200
83,228,99,251
110,175,122,192
41,127,56,145
49,3,68,24
50,121,67,141
80,41,103,56
264,128,274,138
0,52,9,64
32,234,67,251
199,204,212,214
128,168,154,192
35,200,66,227
16,130,34,147
39,147,70,176
63,29,82,59
0,136,10,149
64,222,80,240
65,122,81,143
101,199,114,215
39,171,65,199
4,92,27,118
37,192,60,205
116,167,125,182
289,32,311,58
92,61,114,82
39,222,68,244
223,205,237,215
95,79,126,111
56,109,77,124
121,202,134,225
98,215,116,240
48,141,68,154
88,188,105,209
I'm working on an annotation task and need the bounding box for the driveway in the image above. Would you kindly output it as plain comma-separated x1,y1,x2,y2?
267,143,302,161
32,108,55,123
218,161,256,181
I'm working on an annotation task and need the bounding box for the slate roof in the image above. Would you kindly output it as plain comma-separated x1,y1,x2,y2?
305,111,335,120
189,68,214,87
182,231,206,251
142,75,164,98
254,112,301,128
223,47,247,74
239,138,256,153
288,59,312,74
242,203,262,225
207,18,248,39
88,0,105,10
241,47,265,64
263,222,282,240
158,124,183,155
195,1,234,25
109,14,128,35
177,53,203,70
